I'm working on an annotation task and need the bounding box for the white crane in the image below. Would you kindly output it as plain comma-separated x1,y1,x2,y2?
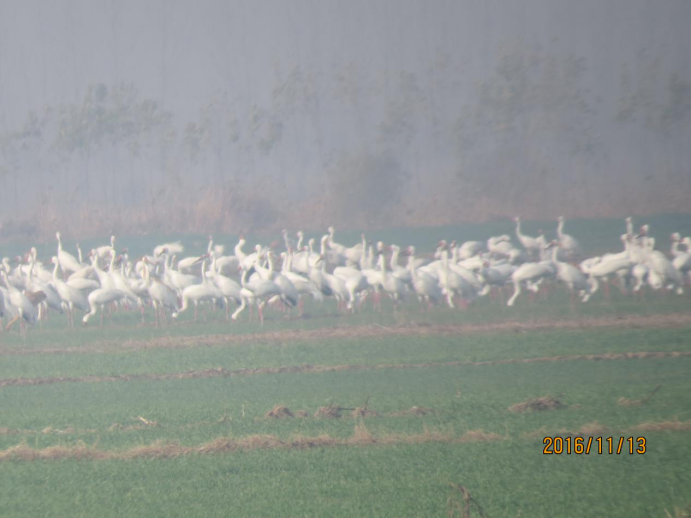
164,254,200,296
95,235,116,260
142,259,180,326
556,216,582,261
173,260,223,321
438,249,475,308
506,256,557,306
50,257,90,326
513,216,545,258
376,253,407,308
83,288,126,326
583,257,633,299
56,232,82,274
409,257,442,308
1,270,40,338
232,267,283,325
548,241,590,302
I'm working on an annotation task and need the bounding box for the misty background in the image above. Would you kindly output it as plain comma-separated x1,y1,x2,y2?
0,0,689,240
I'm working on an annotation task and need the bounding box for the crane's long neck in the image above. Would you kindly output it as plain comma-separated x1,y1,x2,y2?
1,272,16,293
515,218,524,239
440,251,450,282
27,256,35,282
235,240,245,260
267,254,274,277
296,233,304,250
92,256,103,274
143,264,151,287
557,220,565,238
409,256,418,279
52,260,60,281
320,237,328,256
407,250,418,271
390,247,399,270
379,255,388,278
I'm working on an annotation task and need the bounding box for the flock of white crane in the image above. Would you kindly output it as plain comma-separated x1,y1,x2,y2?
0,216,690,337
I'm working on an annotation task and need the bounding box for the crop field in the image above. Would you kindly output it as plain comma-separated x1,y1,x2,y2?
1,216,691,517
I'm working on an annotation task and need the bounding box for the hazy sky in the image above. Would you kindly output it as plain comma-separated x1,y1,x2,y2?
0,0,689,236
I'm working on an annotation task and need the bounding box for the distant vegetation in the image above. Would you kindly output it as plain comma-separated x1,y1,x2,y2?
0,10,690,240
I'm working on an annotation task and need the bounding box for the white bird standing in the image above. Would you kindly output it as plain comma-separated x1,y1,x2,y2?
83,288,126,326
142,259,180,326
513,217,545,259
50,257,90,327
506,257,557,306
56,232,83,274
548,241,590,302
2,270,40,338
556,216,582,261
173,259,223,321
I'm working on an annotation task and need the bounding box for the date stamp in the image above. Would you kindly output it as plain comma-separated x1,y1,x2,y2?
543,436,646,454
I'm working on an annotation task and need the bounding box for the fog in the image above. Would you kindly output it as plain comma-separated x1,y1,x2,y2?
0,0,689,239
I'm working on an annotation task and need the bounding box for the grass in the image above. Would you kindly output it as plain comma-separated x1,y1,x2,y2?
0,435,688,517
0,317,689,516
1,216,691,516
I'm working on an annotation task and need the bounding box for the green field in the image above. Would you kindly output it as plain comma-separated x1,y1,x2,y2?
1,302,691,516
1,217,691,517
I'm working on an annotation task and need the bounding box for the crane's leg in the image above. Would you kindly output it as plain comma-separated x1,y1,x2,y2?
194,303,198,322
100,305,105,326
258,302,264,325
507,281,522,307
5,315,20,332
604,278,611,301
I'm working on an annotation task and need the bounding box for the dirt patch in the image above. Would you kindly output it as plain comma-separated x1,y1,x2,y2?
2,350,689,390
351,397,379,418
0,426,501,462
629,419,691,432
457,430,504,443
351,407,379,418
389,406,436,417
2,417,689,462
618,385,662,407
5,312,691,357
265,405,294,419
447,483,487,518
314,405,352,419
509,395,566,413
523,422,610,439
